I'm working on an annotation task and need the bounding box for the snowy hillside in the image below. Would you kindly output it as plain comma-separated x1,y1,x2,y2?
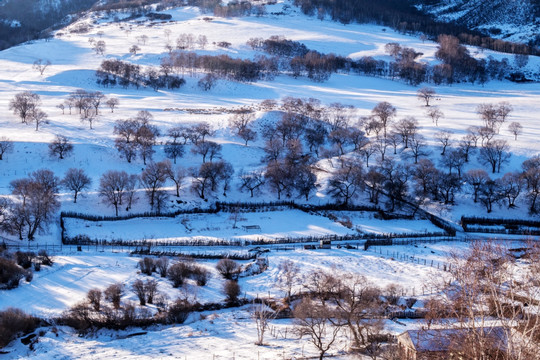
416,0,540,42
0,1,539,358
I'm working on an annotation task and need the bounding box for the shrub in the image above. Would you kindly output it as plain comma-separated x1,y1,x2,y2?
0,308,38,348
138,257,155,275
167,298,193,324
0,257,26,289
15,252,35,269
167,262,190,288
37,250,53,266
191,265,210,286
216,258,239,280
223,280,241,303
104,283,124,309
132,279,146,306
145,279,158,304
155,257,169,277
87,289,102,311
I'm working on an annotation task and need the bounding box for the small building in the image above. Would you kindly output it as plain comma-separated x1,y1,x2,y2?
397,327,508,360
319,240,331,249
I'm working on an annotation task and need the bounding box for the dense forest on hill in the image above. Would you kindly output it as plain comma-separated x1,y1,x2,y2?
0,0,97,49
293,0,539,55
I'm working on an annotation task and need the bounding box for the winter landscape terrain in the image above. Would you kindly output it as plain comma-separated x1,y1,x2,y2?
0,0,539,359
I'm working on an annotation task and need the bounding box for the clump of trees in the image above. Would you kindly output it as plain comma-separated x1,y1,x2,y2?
167,258,210,288
9,91,48,131
4,169,60,240
98,170,138,216
97,59,186,90
114,111,160,164
292,270,397,359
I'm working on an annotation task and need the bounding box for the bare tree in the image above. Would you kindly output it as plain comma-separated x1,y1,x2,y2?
327,160,364,206
132,279,147,305
464,169,490,203
114,119,139,144
408,135,429,164
238,170,265,198
32,109,48,131
140,161,171,210
498,172,523,208
115,139,138,163
167,165,187,197
7,169,60,240
426,106,443,126
48,135,73,159
9,92,41,124
94,40,106,55
99,170,131,216
87,289,102,311
371,135,389,161
393,116,418,148
223,280,241,303
458,135,475,162
508,121,523,140
238,127,257,146
135,123,159,165
435,130,453,155
371,101,396,138
294,297,341,360
33,59,51,76
478,126,496,146
251,301,276,346
216,259,239,280
0,137,14,160
331,274,385,351
155,257,169,278
277,259,300,301
88,91,105,116
358,141,377,167
417,87,436,106
106,97,119,113
478,179,501,213
80,108,97,130
61,168,92,203
104,283,124,309
164,131,185,164
192,141,221,163
129,44,141,55
479,139,510,173
197,34,208,49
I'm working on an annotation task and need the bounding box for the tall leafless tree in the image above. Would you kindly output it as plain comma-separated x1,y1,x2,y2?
61,168,92,203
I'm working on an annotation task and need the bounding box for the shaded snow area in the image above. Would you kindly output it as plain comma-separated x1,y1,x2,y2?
63,209,444,243
1,241,459,359
63,210,354,243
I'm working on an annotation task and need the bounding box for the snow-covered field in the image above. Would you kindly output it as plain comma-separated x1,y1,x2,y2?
63,209,445,244
1,241,453,359
0,0,539,357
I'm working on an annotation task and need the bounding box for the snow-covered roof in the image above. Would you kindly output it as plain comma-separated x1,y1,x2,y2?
399,327,508,352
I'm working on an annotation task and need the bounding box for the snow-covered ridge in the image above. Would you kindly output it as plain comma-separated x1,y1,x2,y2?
416,0,540,42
